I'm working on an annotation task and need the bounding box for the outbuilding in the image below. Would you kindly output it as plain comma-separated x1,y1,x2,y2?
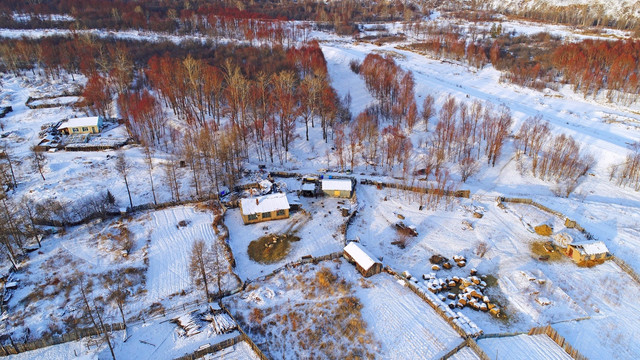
239,192,290,225
343,242,382,277
564,240,610,263
321,178,354,198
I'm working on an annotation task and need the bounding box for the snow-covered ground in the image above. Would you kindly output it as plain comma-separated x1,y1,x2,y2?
203,340,261,360
230,259,463,359
2,205,240,341
2,14,640,359
226,195,352,280
478,333,572,360
358,274,462,359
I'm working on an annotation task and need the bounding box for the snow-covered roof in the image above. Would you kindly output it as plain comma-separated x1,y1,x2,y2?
322,178,352,191
240,192,290,216
59,116,100,129
344,242,378,271
572,241,609,256
301,183,316,191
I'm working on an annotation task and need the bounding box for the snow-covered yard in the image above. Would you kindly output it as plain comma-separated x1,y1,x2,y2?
229,259,463,359
226,195,353,280
1,205,240,342
478,333,572,360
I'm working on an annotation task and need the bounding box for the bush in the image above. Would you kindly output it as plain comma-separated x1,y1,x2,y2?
349,59,361,74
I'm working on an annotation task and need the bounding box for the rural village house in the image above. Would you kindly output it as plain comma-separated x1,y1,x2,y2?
58,116,103,135
321,178,354,198
239,192,290,224
343,242,382,277
564,240,610,263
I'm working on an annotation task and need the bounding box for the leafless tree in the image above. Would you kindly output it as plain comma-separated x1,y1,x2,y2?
164,156,181,202
77,272,116,360
30,145,46,180
115,152,133,209
142,145,157,205
20,196,41,247
1,144,17,188
421,94,435,132
190,239,211,301
459,156,479,183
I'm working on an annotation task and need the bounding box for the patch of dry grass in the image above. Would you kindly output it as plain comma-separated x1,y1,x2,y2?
247,233,300,264
530,241,564,262
235,264,379,359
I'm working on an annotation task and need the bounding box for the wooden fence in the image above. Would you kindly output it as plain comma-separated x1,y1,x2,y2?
267,171,471,199
219,304,270,360
0,323,125,356
246,251,343,285
360,179,471,198
384,267,470,339
25,91,81,109
497,197,594,240
611,256,640,286
173,334,249,360
528,325,588,360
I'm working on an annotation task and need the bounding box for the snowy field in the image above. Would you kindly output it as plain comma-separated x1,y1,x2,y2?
230,259,462,359
1,13,640,359
347,184,640,358
478,333,572,360
203,341,261,360
2,205,239,341
357,274,462,359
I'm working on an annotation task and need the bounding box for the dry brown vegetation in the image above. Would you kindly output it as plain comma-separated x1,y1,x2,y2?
247,233,300,264
530,241,565,262
234,264,379,359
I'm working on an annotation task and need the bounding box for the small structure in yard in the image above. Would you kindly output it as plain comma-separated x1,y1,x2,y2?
564,240,610,263
322,178,354,198
343,242,382,277
58,116,103,135
240,192,290,224
300,182,317,197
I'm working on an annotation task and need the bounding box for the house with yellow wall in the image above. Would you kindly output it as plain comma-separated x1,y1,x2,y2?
321,178,354,198
564,240,610,263
240,192,290,224
58,116,103,135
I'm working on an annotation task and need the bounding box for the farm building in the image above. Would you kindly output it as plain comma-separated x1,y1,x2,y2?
564,240,610,263
343,242,382,277
58,116,103,135
321,178,354,198
239,192,290,225
300,182,317,197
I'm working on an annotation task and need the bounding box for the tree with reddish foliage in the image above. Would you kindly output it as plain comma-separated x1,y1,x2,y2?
82,73,112,118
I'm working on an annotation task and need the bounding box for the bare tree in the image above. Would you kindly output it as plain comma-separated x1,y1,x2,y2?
189,239,211,301
421,94,435,132
142,145,157,205
20,196,41,247
459,156,479,183
164,156,181,202
77,272,116,360
30,145,46,180
104,272,129,328
1,144,17,188
115,152,133,210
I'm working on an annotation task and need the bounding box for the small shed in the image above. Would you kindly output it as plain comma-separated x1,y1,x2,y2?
322,178,354,198
58,116,103,135
343,242,382,277
564,241,610,263
300,182,317,197
239,192,290,224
